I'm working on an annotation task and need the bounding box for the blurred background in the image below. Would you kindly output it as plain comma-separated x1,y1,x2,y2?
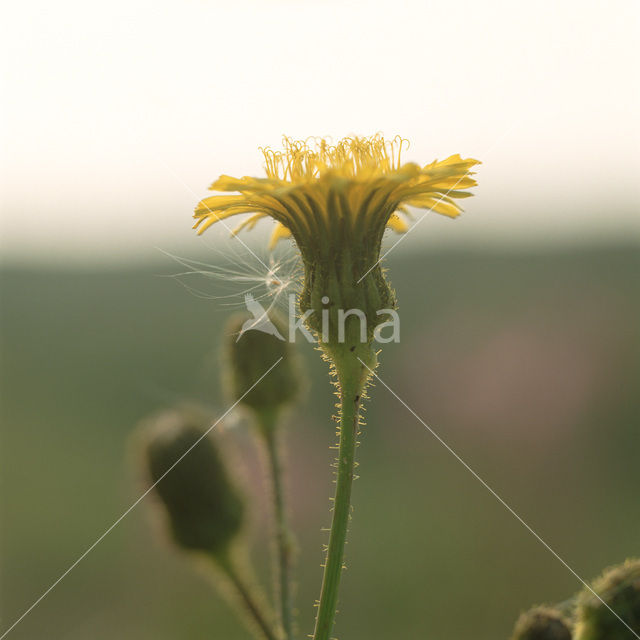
1,0,639,638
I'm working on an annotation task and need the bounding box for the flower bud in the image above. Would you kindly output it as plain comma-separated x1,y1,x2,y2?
575,558,640,640
225,311,301,414
140,408,244,556
511,606,572,640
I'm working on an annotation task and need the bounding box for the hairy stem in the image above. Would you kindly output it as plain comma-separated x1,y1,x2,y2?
259,410,295,640
312,353,364,640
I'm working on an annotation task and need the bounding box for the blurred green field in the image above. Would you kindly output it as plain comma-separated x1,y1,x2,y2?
1,244,639,639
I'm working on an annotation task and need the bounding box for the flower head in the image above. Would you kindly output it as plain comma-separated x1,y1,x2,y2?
194,135,479,355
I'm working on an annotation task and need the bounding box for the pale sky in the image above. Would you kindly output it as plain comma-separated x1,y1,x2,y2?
1,0,639,263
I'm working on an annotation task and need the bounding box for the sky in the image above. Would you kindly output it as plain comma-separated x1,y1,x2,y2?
1,0,639,263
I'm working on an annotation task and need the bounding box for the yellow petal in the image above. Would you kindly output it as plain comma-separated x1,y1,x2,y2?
386,213,409,233
427,200,463,218
444,190,475,199
193,215,220,234
192,207,257,234
427,176,478,190
407,197,463,218
210,175,279,192
232,213,265,235
195,195,246,215
433,154,480,168
268,222,292,249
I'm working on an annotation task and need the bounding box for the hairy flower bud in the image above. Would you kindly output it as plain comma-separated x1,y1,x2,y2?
225,311,301,415
140,408,244,556
575,558,640,640
511,606,572,640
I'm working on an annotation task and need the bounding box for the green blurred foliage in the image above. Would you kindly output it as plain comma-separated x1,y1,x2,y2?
1,245,639,639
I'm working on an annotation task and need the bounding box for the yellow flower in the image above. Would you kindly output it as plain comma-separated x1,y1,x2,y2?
193,136,480,640
194,135,479,350
195,135,478,246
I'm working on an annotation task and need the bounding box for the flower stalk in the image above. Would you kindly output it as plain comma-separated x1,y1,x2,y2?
312,339,373,640
224,313,303,639
215,551,282,640
257,409,296,640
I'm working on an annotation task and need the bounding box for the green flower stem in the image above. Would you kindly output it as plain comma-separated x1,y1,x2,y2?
312,346,371,640
258,409,295,640
216,551,281,640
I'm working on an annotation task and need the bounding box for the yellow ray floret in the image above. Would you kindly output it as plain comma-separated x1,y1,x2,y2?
194,135,479,247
